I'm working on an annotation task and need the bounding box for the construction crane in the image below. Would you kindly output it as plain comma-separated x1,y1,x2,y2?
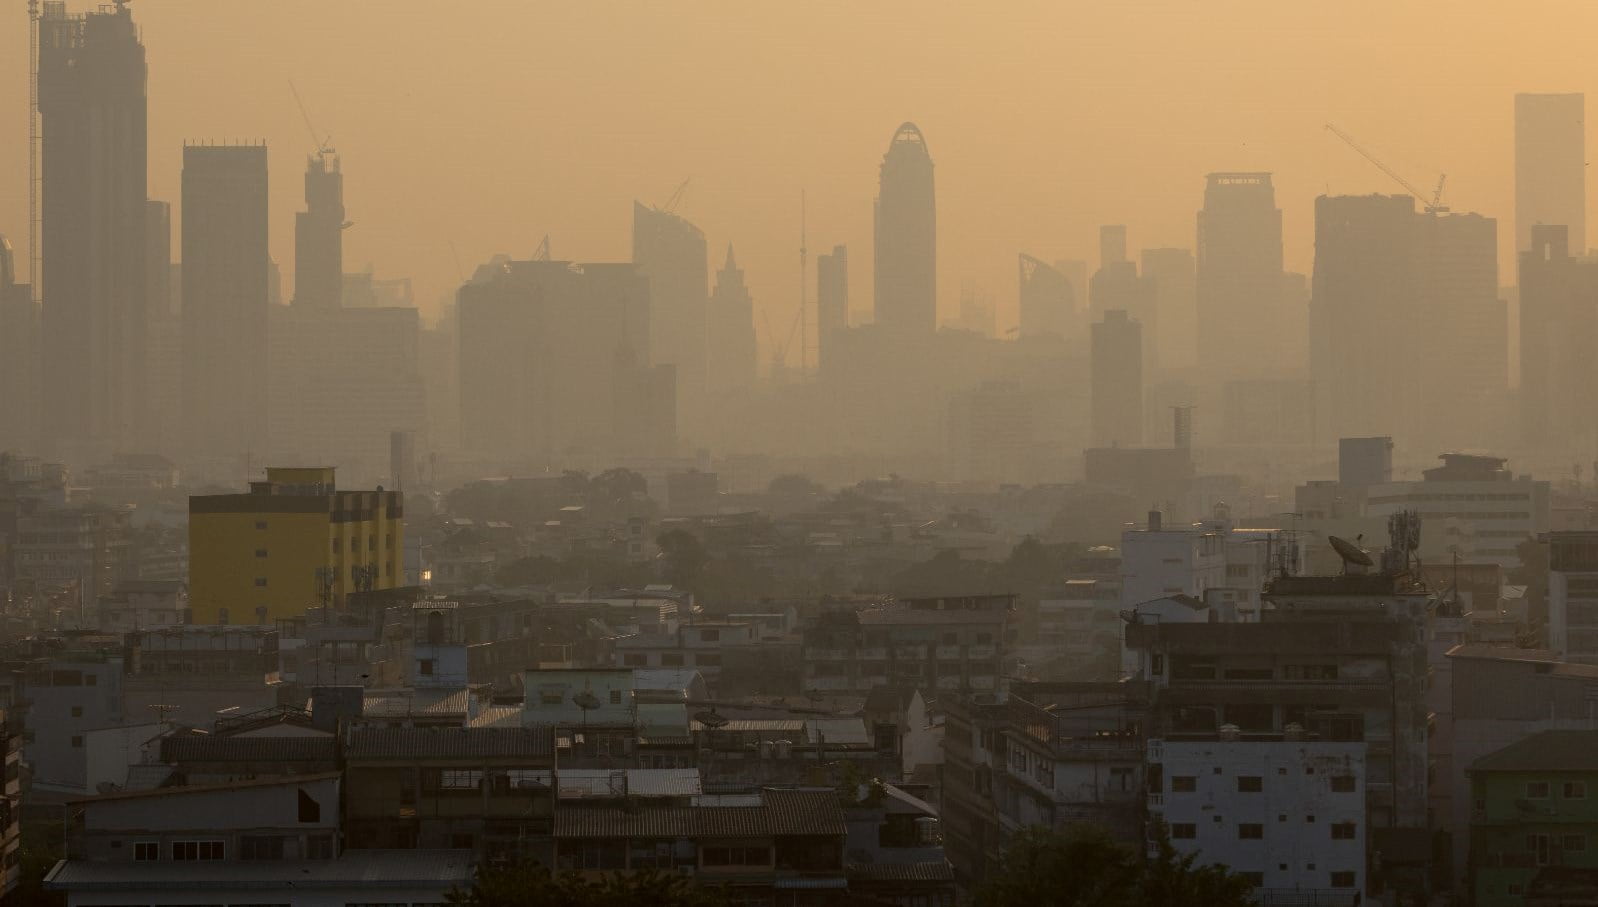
289,80,335,159
658,178,691,215
1325,123,1448,214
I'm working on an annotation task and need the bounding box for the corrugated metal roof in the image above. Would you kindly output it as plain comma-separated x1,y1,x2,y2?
362,688,470,718
555,788,845,838
690,719,805,733
467,705,524,729
345,726,556,760
45,849,475,889
848,861,955,882
806,718,870,746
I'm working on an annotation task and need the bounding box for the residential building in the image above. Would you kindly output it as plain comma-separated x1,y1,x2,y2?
634,202,709,440
1519,224,1598,448
802,594,1012,694
14,504,134,621
188,467,404,623
1018,253,1074,340
0,236,40,452
1469,730,1598,907
1118,512,1225,610
1550,530,1598,664
22,650,126,796
0,707,19,897
875,123,937,337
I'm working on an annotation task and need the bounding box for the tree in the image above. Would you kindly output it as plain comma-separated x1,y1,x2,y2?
592,467,648,504
656,529,708,592
974,825,1255,907
448,863,728,907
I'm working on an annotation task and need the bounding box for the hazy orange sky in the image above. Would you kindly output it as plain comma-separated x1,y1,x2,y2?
2,0,1595,359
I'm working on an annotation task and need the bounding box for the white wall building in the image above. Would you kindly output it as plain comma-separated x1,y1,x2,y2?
1119,513,1226,608
1149,738,1366,897
1364,454,1548,569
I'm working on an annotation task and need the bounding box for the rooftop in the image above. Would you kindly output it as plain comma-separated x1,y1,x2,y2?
45,849,474,890
555,788,845,839
1472,731,1598,774
345,726,556,760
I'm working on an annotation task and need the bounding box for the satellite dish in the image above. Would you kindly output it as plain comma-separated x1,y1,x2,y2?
572,690,601,711
1329,535,1374,569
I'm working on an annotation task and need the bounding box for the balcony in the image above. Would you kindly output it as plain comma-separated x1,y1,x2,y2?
893,645,927,659
968,645,997,659
935,646,964,660
1147,793,1164,810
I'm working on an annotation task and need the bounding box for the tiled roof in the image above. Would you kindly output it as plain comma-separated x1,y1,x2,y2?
160,735,336,765
45,849,474,889
345,726,556,760
1472,730,1598,774
689,719,804,733
555,788,845,839
362,687,471,718
848,861,955,882
69,772,341,804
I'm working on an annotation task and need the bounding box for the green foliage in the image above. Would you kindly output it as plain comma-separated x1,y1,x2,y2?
447,864,729,907
974,824,1255,907
656,529,709,592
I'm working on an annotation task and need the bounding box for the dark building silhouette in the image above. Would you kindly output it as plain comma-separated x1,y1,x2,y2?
293,155,345,309
1090,227,1156,375
1311,194,1502,446
143,200,180,453
38,0,148,454
1018,253,1073,340
0,236,40,450
1141,247,1196,372
1520,225,1598,447
632,202,708,441
181,144,270,459
708,244,756,399
816,244,848,370
1091,309,1143,447
457,259,665,460
1515,92,1585,254
874,122,936,336
1196,172,1284,378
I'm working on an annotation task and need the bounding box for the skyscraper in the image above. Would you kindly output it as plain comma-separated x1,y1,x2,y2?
1017,253,1073,340
632,202,708,439
708,244,756,396
1515,93,1585,254
0,236,40,451
1519,225,1598,447
816,244,848,370
1196,172,1284,377
1091,309,1143,447
1090,226,1157,374
874,122,936,335
38,0,148,453
293,154,344,308
1141,247,1196,372
181,144,271,459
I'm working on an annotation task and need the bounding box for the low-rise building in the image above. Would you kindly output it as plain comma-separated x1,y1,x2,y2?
1469,730,1598,907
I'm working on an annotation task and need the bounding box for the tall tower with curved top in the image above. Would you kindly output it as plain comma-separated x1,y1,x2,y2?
874,123,936,336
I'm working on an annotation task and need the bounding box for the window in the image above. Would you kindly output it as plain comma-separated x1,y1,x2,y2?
1171,776,1197,793
255,520,268,530
623,654,648,667
1330,775,1357,793
1170,823,1196,840
702,846,769,867
1331,871,1357,888
696,653,722,667
240,835,286,860
1331,822,1356,840
539,691,562,705
254,578,268,587
1565,781,1588,799
298,788,321,823
441,770,483,790
1563,834,1587,853
1527,781,1551,799
134,841,159,862
255,549,268,558
172,840,225,860
661,653,684,667
1237,776,1262,793
608,690,621,705
1528,834,1551,866
700,629,720,642
419,659,435,676
1238,824,1264,840
306,834,335,860
70,735,82,749
70,706,82,718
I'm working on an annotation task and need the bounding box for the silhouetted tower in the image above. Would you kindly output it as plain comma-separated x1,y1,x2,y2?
874,122,936,335
1091,309,1143,447
1017,253,1073,339
294,155,344,308
182,144,271,458
816,245,848,370
1090,226,1157,374
1141,247,1196,371
1515,93,1585,254
1520,225,1598,446
633,202,709,438
1196,173,1284,378
708,244,757,398
38,0,148,453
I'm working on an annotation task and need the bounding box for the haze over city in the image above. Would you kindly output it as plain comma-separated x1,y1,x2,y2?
8,3,1598,906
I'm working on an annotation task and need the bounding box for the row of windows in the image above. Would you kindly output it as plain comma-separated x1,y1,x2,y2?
1525,781,1586,799
1170,819,1354,839
1170,773,1357,793
622,652,722,668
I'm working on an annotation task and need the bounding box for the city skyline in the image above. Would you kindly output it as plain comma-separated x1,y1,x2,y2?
5,1,1598,344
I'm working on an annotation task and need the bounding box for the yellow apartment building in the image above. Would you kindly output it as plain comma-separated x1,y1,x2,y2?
188,467,403,624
